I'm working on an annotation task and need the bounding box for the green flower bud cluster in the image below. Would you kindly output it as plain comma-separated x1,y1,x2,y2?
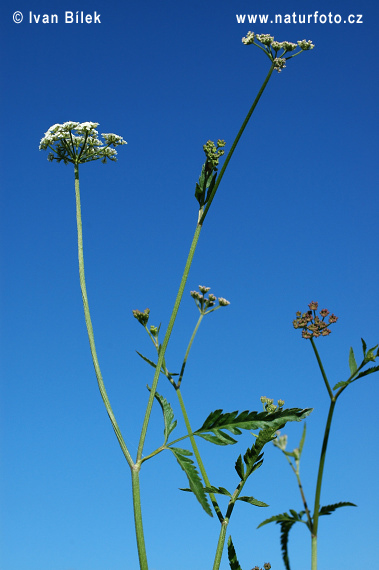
242,30,314,72
293,301,338,339
190,285,230,314
203,139,226,170
195,140,226,208
260,396,285,413
39,121,127,165
250,563,271,570
132,308,150,327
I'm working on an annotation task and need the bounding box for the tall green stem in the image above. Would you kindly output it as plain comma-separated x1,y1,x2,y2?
212,520,229,570
311,398,336,570
74,163,134,468
137,223,202,461
131,464,148,570
137,63,276,462
199,63,274,225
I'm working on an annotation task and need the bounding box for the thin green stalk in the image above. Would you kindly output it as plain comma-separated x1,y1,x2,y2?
311,398,336,569
310,338,333,399
74,164,134,469
137,63,276,461
131,465,148,570
283,453,313,531
176,388,223,522
199,63,275,225
177,313,204,388
136,223,202,461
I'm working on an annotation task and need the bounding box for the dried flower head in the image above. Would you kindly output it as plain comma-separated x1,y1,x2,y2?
39,121,127,164
293,302,338,339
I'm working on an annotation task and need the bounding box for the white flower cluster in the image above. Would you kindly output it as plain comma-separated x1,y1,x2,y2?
241,31,314,72
39,121,127,164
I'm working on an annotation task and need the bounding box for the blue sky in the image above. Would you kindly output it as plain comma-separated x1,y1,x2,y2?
1,1,378,569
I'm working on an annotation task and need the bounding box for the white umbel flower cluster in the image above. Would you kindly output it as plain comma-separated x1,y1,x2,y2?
242,31,314,72
39,121,127,164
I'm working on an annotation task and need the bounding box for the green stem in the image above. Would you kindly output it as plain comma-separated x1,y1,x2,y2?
295,470,313,532
311,398,337,570
199,63,275,225
212,520,229,570
131,465,148,570
176,388,223,522
177,313,204,388
136,223,202,461
284,454,313,531
74,164,134,469
310,338,333,399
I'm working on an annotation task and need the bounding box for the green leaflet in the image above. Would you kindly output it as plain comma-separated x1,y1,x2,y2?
319,501,356,516
170,447,213,517
194,408,313,446
227,536,243,570
235,455,245,479
147,387,177,444
237,496,269,507
203,485,232,497
136,351,178,376
349,347,358,375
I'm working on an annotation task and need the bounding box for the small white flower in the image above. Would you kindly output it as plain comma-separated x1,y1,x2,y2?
242,31,255,45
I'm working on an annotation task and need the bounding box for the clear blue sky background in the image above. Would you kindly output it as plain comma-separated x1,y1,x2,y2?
1,1,378,569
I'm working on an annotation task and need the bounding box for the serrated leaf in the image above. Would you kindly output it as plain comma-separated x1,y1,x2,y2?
194,408,312,446
147,387,177,443
237,496,269,507
170,447,212,517
279,521,295,570
257,511,306,570
319,501,356,516
197,431,238,445
235,455,245,479
204,486,232,497
227,536,243,570
349,347,358,375
333,365,379,390
355,365,379,379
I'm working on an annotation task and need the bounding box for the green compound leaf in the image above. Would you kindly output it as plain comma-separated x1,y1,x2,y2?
227,536,243,570
319,501,356,516
349,347,358,376
147,386,177,444
170,447,213,517
237,495,269,507
194,408,312,446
